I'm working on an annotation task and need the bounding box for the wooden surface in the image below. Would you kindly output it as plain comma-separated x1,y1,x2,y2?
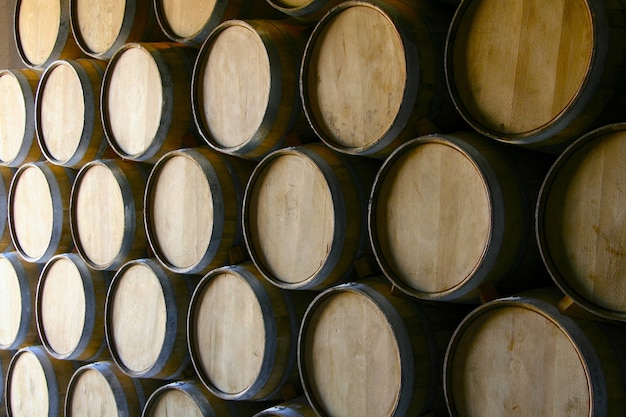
247,152,334,284
157,0,216,39
450,0,593,136
373,141,490,294
0,71,28,164
192,270,265,395
38,256,86,358
10,164,54,260
0,256,24,348
254,396,319,417
0,167,14,251
7,349,51,417
72,163,125,268
72,0,126,56
147,152,214,270
198,23,270,149
108,262,167,375
447,304,591,417
147,388,205,417
67,367,118,417
540,127,626,316
15,0,62,66
304,4,406,149
104,45,163,157
301,291,402,417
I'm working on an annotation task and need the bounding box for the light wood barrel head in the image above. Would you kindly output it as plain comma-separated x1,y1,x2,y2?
72,163,126,268
246,152,334,285
449,0,593,137
158,0,217,40
0,71,29,165
38,256,86,358
104,45,163,158
197,22,271,150
372,140,491,297
446,303,591,417
15,0,63,67
72,0,126,56
6,349,52,417
9,164,54,261
67,366,119,417
303,3,406,151
191,271,265,396
147,153,213,271
37,61,85,164
107,262,167,375
147,387,205,417
300,291,402,417
539,126,626,317
0,256,24,349
270,0,310,7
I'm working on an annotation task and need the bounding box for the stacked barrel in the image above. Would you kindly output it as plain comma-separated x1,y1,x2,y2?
1,1,626,417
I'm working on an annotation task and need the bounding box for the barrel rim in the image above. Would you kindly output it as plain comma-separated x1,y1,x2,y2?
299,0,420,157
536,122,626,321
0,252,35,350
187,263,280,400
443,294,602,417
141,380,215,417
153,0,228,45
0,166,16,251
0,69,38,168
242,145,346,290
369,134,502,302
69,159,140,271
444,0,609,148
144,148,225,275
104,258,182,379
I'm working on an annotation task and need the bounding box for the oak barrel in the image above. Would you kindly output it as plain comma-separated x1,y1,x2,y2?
70,159,148,271
300,0,456,158
36,253,110,361
69,0,166,59
105,259,196,380
144,147,253,275
188,263,313,401
444,290,626,417
0,69,41,167
0,166,15,252
14,0,82,68
446,0,626,153
192,19,309,160
299,279,461,417
8,162,75,264
35,59,109,168
0,253,41,350
65,361,164,417
5,345,76,417
369,132,549,303
1,350,14,417
101,42,198,163
537,123,626,321
253,396,317,417
265,0,345,22
153,0,279,46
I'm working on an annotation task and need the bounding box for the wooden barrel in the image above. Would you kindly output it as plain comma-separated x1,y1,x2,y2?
0,166,15,252
0,69,41,167
14,0,82,68
253,396,317,417
446,0,626,153
192,19,310,160
142,379,267,417
69,0,166,59
300,0,457,159
8,162,75,264
153,0,280,46
1,350,15,417
70,159,148,271
105,259,196,380
299,279,462,417
36,253,110,361
65,361,164,417
444,290,626,417
101,42,198,163
35,59,110,168
188,263,313,401
144,147,253,275
369,132,550,303
243,144,377,290
537,123,626,321
0,253,41,350
5,345,76,417
265,0,345,22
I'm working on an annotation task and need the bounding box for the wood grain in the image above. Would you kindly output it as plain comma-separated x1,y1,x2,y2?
158,0,216,39
16,0,63,66
143,381,234,417
67,367,118,417
72,0,126,56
